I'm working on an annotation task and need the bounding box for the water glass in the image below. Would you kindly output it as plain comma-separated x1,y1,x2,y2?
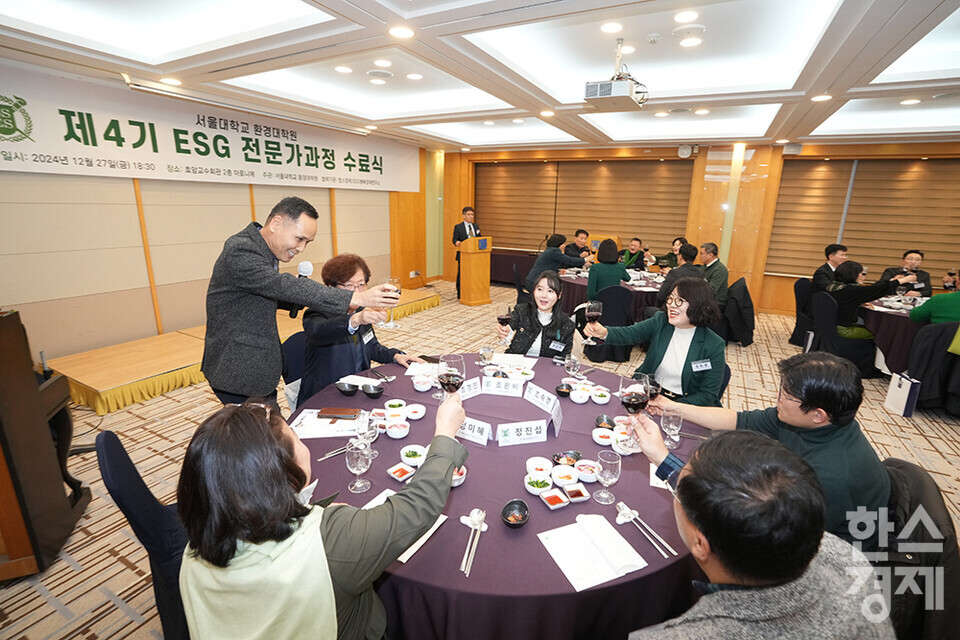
661,408,683,450
564,353,580,377
477,347,494,367
346,440,373,493
594,450,621,505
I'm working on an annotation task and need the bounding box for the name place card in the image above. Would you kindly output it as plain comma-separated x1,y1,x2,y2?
498,419,548,447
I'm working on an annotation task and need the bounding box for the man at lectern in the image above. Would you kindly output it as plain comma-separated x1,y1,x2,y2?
453,206,480,299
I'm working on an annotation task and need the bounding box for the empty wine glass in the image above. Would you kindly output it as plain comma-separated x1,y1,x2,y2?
582,300,604,346
438,354,465,401
661,407,683,450
496,304,514,346
594,450,621,505
564,353,580,378
476,346,494,367
377,276,402,329
896,285,907,300
345,439,373,493
355,412,379,457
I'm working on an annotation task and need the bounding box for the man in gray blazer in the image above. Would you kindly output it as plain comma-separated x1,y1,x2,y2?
202,196,398,406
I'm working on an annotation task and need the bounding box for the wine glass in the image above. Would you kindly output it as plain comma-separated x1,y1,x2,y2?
476,346,494,367
896,284,907,300
345,439,373,493
355,412,379,456
377,276,402,329
661,407,683,450
618,376,648,454
582,300,604,346
594,450,621,505
438,354,465,401
564,353,581,378
496,304,513,346
647,376,661,403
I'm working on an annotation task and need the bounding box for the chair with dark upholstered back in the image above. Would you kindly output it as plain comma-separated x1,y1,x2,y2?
809,292,877,376
789,278,814,346
281,330,306,409
96,431,190,640
583,285,633,363
512,263,531,305
719,364,732,398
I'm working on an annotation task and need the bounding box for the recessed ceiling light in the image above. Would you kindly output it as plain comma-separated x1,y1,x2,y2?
540,110,555,117
673,24,705,47
674,10,700,23
370,79,386,85
461,148,471,151
900,99,921,105
679,37,702,47
654,111,669,117
811,94,832,102
374,59,392,68
389,26,414,39
512,118,524,124
160,77,181,86
365,125,378,130
694,108,710,115
483,121,495,126
776,139,790,144
334,66,352,74
406,73,423,80
621,45,636,54
601,23,622,34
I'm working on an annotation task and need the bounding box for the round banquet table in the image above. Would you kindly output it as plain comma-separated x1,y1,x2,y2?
860,305,923,374
297,355,707,640
559,273,661,321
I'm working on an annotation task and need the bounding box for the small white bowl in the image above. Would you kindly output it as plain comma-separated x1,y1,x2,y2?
517,369,536,382
614,415,631,427
540,488,570,510
412,376,433,392
524,473,553,495
370,409,387,420
575,460,599,483
451,465,467,487
483,365,500,377
526,456,554,475
563,482,590,503
386,421,410,439
384,399,407,411
591,387,611,405
400,444,427,467
405,404,426,421
611,439,634,456
386,410,406,423
561,377,582,387
570,389,590,404
591,428,614,446
551,464,579,486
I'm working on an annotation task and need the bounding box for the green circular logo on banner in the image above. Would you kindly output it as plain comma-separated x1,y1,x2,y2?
0,95,34,142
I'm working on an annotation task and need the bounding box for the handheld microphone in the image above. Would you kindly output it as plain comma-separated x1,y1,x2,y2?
289,261,314,318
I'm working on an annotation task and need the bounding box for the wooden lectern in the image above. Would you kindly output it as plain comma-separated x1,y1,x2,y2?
0,311,90,579
459,236,492,306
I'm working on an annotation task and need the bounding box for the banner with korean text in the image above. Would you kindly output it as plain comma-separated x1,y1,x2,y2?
0,61,419,192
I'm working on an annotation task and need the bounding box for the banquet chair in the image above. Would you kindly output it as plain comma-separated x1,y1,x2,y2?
789,278,814,346
512,263,531,305
878,458,960,640
722,278,755,346
907,321,960,415
96,431,190,640
809,292,877,376
281,330,306,410
719,364,732,398
583,285,633,363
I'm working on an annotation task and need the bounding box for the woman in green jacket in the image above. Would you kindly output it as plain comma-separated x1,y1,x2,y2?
587,238,631,299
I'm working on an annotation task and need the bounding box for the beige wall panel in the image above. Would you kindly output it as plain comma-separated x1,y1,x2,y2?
337,231,391,258
155,279,208,332
14,288,158,361
335,190,390,233
253,185,333,265
149,243,225,287
0,248,148,305
364,254,392,284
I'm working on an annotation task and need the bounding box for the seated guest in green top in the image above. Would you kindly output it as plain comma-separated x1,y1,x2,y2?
910,290,960,324
619,237,653,270
656,236,687,269
178,396,469,640
587,239,631,299
648,351,891,550
586,277,725,406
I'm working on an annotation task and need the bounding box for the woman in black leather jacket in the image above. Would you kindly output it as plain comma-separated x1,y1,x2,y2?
496,270,575,357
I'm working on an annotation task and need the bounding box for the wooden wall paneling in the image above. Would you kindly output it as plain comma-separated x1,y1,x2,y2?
687,147,734,250
757,274,799,315
442,153,472,282
389,148,427,291
132,178,163,335
474,161,559,250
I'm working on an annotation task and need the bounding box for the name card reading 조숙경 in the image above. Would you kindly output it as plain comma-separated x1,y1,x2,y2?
456,417,491,445
550,399,564,436
498,419,548,447
523,382,557,414
482,376,524,397
459,377,482,401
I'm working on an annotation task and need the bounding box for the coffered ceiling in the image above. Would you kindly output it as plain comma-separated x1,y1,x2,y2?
1,0,958,150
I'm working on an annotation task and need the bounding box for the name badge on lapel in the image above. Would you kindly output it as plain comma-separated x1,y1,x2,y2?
549,340,566,352
691,359,712,372
361,330,374,345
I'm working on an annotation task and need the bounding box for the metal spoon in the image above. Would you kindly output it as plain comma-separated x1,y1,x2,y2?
371,369,397,383
459,508,482,572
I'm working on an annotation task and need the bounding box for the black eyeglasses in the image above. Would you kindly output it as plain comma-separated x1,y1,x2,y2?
664,296,687,308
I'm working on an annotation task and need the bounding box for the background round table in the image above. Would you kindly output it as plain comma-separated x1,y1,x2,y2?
298,356,706,640
559,273,661,321
860,305,923,374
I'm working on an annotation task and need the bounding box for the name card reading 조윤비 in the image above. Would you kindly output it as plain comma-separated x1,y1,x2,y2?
459,377,481,401
482,376,524,397
456,417,491,445
498,420,548,447
523,382,557,413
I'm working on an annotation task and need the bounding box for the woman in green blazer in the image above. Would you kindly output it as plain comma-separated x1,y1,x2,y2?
585,277,726,406
587,239,631,299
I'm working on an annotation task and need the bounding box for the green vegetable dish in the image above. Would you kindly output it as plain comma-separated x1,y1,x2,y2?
527,478,550,489
403,450,422,458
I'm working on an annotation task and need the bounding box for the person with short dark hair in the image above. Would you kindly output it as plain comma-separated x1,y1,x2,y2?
298,254,426,406
656,243,703,305
564,229,591,258
203,197,399,407
178,395,469,640
587,239,631,299
524,234,593,291
626,428,894,640
619,237,652,269
827,260,916,339
650,351,892,549
879,249,931,297
586,278,725,406
452,206,479,299
698,242,729,306
498,270,575,357
812,243,848,292
656,236,688,269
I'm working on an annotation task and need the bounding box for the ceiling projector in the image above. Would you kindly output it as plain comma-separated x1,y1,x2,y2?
585,38,648,111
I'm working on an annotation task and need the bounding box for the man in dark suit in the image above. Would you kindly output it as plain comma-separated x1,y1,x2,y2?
202,197,398,407
879,249,932,297
452,206,479,299
564,229,591,258
699,242,729,307
656,243,704,305
812,243,847,292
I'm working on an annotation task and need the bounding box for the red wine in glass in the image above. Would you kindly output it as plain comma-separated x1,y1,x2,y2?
585,311,602,323
438,373,464,393
496,315,512,326
621,391,648,415
647,380,661,400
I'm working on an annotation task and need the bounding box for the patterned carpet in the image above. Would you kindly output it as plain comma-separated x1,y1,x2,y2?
2,281,958,639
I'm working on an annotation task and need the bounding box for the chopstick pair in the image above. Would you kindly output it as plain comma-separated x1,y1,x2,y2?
317,445,348,462
617,502,678,558
460,510,485,577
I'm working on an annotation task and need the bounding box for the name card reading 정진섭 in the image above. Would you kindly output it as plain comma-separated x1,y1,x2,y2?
498,420,548,447
456,417,491,445
482,376,524,397
459,377,482,401
524,382,557,413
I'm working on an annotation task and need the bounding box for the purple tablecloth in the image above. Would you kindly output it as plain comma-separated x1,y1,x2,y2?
559,275,661,322
860,306,923,374
490,250,538,285
298,357,706,640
